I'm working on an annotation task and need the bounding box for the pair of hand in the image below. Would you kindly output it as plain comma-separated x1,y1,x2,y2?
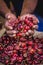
5,13,39,37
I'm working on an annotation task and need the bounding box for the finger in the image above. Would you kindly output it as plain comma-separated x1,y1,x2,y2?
33,25,38,29
5,21,13,30
5,20,14,29
6,26,13,30
20,16,25,20
6,30,18,34
28,30,34,35
8,34,16,37
9,18,19,26
31,15,39,24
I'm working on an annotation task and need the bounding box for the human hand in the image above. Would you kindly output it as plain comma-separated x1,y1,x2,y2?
5,13,18,37
20,14,39,36
20,14,39,29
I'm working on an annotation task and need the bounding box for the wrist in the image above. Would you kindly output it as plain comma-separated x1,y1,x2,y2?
20,9,29,16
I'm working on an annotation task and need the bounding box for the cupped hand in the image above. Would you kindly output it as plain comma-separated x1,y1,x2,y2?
20,14,39,25
5,13,18,37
